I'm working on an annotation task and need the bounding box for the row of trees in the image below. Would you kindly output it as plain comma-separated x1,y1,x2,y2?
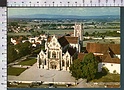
7,41,32,64
84,30,120,37
69,53,98,82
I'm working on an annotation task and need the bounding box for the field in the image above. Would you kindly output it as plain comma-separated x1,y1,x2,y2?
83,39,120,47
8,32,32,36
17,58,37,66
42,29,119,35
92,73,120,82
8,28,120,36
8,67,27,76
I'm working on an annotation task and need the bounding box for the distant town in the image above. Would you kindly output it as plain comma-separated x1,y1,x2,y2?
8,17,120,88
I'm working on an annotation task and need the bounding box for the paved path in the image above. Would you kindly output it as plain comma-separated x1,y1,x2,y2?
8,55,31,66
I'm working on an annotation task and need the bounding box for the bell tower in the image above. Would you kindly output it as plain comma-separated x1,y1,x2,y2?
74,23,83,41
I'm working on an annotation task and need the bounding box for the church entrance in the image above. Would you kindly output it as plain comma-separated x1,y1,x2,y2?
50,61,57,69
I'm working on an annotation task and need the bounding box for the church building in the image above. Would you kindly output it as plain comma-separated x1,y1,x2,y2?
37,23,83,71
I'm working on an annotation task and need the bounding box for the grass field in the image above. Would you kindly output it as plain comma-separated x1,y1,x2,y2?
17,58,37,66
92,73,120,82
8,67,27,76
8,28,119,36
42,29,119,35
8,32,32,36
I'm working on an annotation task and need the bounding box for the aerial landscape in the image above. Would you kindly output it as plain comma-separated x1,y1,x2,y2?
7,7,120,88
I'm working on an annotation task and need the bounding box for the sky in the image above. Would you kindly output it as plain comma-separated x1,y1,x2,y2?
8,7,120,17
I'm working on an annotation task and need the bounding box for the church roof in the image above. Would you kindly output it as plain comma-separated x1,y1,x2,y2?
65,36,78,44
47,36,52,42
47,35,79,48
68,47,77,56
58,36,69,47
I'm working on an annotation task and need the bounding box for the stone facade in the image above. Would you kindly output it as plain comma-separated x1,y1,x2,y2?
37,23,83,71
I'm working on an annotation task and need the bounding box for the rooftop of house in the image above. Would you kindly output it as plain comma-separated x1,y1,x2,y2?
86,43,120,55
78,43,120,64
98,53,120,64
78,53,86,62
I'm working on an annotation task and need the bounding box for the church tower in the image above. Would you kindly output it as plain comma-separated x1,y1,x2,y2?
74,23,83,53
74,23,83,41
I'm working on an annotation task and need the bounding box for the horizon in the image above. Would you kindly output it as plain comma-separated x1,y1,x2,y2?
8,7,120,18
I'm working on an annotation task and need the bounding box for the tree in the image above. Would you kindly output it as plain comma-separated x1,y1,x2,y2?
9,22,19,27
81,53,98,82
7,45,18,63
15,41,32,57
69,59,83,80
69,53,98,82
102,67,109,75
85,32,89,36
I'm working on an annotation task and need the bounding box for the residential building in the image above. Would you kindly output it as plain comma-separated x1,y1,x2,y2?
78,43,120,74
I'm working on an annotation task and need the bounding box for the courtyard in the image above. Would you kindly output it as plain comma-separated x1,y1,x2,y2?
8,63,76,84
8,62,120,88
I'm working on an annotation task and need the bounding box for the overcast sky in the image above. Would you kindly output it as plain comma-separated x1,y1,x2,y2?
8,7,120,17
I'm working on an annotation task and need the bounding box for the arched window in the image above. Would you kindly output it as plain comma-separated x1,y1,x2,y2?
62,60,65,66
48,51,50,58
67,60,69,67
44,59,46,65
52,51,56,58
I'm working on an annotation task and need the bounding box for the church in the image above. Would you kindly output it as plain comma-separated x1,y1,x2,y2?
37,23,83,71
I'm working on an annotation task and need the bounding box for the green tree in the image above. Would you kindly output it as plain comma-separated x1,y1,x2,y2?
85,32,89,36
69,53,98,82
81,53,98,82
9,22,18,27
15,41,32,57
7,45,18,63
69,59,83,80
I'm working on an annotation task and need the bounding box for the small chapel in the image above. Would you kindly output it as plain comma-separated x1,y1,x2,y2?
37,23,83,71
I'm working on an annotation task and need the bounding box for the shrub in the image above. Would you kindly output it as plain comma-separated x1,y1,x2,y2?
102,67,109,75
113,70,117,74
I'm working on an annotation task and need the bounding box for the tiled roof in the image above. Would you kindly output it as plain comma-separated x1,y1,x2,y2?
68,47,76,56
78,53,86,61
99,53,120,64
47,35,79,48
47,36,52,42
86,43,120,64
58,36,69,47
86,43,120,55
65,36,78,44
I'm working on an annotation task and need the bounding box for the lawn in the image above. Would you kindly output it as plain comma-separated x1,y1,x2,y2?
92,72,120,82
42,29,119,35
8,67,27,76
8,32,32,36
17,58,37,66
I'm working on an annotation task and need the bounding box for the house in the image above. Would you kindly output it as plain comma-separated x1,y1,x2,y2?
11,37,23,45
11,38,17,45
28,34,47,45
83,43,120,74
